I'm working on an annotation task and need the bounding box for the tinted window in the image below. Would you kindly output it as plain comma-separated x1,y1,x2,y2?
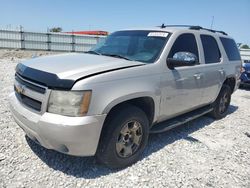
168,33,199,61
220,37,241,61
201,35,221,64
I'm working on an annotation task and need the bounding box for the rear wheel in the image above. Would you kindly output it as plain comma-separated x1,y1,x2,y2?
96,104,149,169
209,85,231,119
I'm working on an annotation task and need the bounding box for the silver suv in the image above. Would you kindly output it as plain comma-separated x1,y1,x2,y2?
9,25,241,168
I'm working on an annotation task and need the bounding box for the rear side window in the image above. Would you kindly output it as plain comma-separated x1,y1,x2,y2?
168,33,199,61
201,35,221,64
220,37,241,61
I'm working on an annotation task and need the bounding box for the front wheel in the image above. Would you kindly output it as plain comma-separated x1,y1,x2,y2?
96,104,149,169
209,85,232,119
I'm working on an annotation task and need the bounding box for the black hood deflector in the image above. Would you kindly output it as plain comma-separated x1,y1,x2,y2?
16,63,143,90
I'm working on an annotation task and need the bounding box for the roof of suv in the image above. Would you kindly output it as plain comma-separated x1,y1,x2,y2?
121,25,231,38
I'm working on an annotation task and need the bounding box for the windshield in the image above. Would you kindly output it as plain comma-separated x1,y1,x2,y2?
89,30,169,63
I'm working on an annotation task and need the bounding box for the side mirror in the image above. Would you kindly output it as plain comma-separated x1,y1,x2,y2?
167,52,198,70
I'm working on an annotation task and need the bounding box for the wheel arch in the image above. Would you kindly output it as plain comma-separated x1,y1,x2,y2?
103,94,156,127
222,75,236,93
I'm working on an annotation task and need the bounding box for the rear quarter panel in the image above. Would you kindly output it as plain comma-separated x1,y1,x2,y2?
216,36,241,93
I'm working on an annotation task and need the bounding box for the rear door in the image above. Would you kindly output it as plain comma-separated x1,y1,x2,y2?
199,34,225,104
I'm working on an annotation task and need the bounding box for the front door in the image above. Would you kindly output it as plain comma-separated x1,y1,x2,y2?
159,33,204,121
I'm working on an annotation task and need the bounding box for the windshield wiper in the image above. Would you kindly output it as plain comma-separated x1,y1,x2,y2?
86,51,134,61
85,50,101,55
102,53,133,61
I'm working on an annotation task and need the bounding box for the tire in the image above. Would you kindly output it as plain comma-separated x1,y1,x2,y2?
96,104,149,169
209,84,232,119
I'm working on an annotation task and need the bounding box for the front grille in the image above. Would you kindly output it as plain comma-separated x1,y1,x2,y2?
15,74,46,94
14,73,48,112
14,86,42,111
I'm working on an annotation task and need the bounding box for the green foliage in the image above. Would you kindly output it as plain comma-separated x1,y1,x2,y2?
241,44,250,49
49,27,63,32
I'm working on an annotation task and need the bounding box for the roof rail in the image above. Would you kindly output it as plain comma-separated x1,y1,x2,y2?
157,24,227,35
158,24,200,28
189,26,227,35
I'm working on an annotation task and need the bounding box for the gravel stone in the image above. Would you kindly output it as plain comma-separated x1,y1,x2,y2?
0,49,250,187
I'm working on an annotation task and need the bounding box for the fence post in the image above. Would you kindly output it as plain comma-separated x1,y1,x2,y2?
47,33,51,51
71,34,75,52
20,30,25,50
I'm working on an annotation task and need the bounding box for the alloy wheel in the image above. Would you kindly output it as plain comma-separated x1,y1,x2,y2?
116,121,143,158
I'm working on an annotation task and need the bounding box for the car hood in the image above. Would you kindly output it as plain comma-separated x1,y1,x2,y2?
16,53,144,89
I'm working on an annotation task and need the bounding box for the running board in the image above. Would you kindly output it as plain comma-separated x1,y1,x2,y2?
150,105,213,134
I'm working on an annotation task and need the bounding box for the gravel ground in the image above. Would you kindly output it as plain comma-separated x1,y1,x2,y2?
0,50,250,188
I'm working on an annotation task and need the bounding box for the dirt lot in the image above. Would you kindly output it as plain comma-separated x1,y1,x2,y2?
0,50,249,188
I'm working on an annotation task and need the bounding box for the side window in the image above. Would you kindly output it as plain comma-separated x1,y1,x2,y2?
220,37,241,61
168,33,199,61
201,35,221,64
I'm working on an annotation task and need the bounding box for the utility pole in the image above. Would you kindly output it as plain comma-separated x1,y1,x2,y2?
210,16,214,29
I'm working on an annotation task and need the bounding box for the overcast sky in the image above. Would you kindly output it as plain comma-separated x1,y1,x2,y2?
0,0,249,45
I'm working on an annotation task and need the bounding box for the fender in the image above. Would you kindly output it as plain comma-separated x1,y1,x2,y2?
103,92,160,123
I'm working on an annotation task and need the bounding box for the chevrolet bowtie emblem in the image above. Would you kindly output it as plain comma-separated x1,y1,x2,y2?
15,84,25,94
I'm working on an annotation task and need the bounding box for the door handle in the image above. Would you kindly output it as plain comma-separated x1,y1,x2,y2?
193,73,201,80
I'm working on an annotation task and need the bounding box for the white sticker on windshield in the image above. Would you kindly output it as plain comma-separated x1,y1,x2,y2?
147,32,169,37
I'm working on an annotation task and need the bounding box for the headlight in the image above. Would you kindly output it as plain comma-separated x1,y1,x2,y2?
47,90,92,117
